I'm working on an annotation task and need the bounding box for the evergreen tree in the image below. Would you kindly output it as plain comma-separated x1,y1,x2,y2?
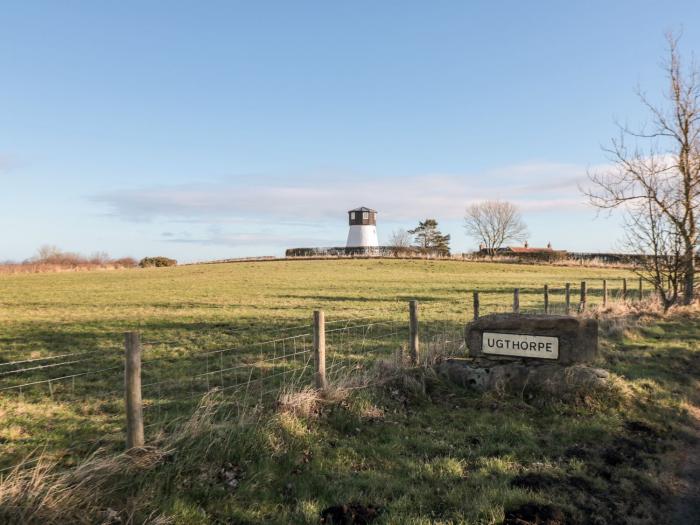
408,219,451,255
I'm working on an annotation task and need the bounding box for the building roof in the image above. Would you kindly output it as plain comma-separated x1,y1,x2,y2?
348,206,377,213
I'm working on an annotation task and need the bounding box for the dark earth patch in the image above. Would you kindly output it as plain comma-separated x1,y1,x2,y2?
320,503,383,524
624,420,660,436
602,437,649,467
563,444,590,460
502,503,566,525
510,473,559,491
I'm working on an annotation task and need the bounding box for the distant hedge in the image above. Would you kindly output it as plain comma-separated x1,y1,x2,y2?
139,256,177,268
511,250,568,263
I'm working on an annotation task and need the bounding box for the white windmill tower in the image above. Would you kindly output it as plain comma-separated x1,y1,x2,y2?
346,207,379,251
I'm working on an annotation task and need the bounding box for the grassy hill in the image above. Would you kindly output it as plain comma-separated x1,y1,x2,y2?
0,260,697,524
0,259,637,350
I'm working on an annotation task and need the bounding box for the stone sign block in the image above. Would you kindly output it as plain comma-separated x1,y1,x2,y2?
465,314,597,365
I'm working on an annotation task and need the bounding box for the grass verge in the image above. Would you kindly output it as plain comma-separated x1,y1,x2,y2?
1,306,698,525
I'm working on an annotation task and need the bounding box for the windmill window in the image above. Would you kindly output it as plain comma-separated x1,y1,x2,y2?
363,212,369,221
350,212,356,220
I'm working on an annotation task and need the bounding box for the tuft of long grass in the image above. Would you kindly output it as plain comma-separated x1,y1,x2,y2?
0,389,246,524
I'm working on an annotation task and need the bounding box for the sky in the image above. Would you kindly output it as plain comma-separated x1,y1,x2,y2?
2,1,699,263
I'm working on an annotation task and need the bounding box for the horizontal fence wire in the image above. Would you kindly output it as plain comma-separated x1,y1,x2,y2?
139,331,318,434
0,365,123,393
0,347,121,368
325,319,406,382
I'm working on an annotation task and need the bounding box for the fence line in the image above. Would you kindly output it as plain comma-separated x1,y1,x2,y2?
1,280,653,474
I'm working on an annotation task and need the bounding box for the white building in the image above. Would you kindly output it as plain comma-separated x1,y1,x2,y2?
346,207,379,249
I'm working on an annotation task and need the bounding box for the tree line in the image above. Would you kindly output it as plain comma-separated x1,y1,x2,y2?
390,201,529,257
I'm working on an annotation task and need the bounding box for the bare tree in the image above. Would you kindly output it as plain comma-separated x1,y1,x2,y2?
585,33,700,305
388,228,412,249
34,245,62,262
464,201,528,256
622,199,684,310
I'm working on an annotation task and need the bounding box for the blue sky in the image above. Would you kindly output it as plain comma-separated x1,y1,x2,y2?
2,1,699,262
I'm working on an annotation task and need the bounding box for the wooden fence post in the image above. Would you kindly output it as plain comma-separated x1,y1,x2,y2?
124,332,144,449
565,283,571,315
513,288,520,314
622,278,627,301
472,291,480,320
580,281,587,311
639,277,643,301
313,310,327,389
543,284,549,314
603,279,608,307
409,300,419,365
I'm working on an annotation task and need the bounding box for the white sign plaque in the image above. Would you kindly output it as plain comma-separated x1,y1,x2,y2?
482,332,559,359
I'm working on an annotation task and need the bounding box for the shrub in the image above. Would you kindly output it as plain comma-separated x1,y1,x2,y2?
113,257,138,268
139,256,177,268
515,250,568,263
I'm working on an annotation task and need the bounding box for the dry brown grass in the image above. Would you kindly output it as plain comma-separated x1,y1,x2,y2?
0,446,172,524
580,297,700,340
276,386,323,418
580,298,656,338
0,259,137,275
551,257,634,269
0,394,228,524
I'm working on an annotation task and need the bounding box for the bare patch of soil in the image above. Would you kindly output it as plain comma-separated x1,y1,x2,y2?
320,503,383,524
511,426,671,524
671,405,700,524
502,503,565,525
510,473,559,491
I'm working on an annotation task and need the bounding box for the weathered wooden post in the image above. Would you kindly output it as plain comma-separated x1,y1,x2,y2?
124,332,144,449
638,277,643,301
602,279,608,307
580,281,587,311
313,310,327,389
565,283,571,315
622,278,627,301
409,300,419,365
472,291,480,320
513,288,520,314
543,284,549,314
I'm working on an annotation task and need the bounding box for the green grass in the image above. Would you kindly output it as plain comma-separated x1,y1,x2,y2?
0,259,637,354
125,310,696,525
1,259,696,524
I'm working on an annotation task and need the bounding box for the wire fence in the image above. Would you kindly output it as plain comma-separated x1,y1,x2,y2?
0,315,415,473
0,278,650,474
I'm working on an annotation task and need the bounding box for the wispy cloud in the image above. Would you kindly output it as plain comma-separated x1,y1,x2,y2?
164,232,337,247
91,161,590,223
86,161,598,252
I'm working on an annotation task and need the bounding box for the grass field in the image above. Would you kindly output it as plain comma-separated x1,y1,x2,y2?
0,259,638,353
1,259,698,524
